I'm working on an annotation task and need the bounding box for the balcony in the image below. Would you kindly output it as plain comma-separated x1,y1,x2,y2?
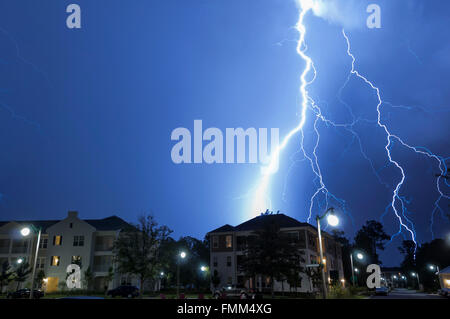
93,264,111,272
11,247,28,254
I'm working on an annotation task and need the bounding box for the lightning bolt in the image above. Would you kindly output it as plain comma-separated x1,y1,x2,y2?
342,29,450,248
251,1,449,252
252,1,354,226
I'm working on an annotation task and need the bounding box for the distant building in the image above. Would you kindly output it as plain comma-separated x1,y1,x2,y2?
207,213,345,293
381,267,407,288
0,211,137,293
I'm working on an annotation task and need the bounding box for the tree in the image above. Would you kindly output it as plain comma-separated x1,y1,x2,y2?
83,267,94,291
305,265,323,293
104,266,115,294
331,230,353,283
354,220,390,265
0,261,14,294
13,262,32,290
211,270,221,290
239,214,305,298
113,214,172,296
36,270,46,290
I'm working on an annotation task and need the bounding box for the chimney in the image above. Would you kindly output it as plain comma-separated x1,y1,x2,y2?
68,211,78,218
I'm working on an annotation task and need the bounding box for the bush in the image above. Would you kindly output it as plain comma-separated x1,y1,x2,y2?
328,285,351,299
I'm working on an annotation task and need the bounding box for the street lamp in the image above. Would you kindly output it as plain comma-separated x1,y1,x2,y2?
176,251,187,297
20,225,41,299
350,251,364,287
17,258,24,264
316,207,339,299
411,272,421,289
200,266,207,272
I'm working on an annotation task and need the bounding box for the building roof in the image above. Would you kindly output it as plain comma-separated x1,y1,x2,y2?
84,215,130,231
0,215,130,232
209,213,313,234
0,220,59,232
439,266,450,274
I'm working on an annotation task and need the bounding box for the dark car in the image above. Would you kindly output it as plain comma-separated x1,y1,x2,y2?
375,287,389,296
7,289,44,299
107,285,139,298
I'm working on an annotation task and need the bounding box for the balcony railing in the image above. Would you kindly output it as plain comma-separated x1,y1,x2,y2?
93,264,111,272
11,247,28,254
95,244,113,252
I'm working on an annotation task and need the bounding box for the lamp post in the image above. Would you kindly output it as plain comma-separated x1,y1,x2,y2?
20,225,41,299
176,251,186,297
350,252,364,287
411,272,420,289
316,207,339,299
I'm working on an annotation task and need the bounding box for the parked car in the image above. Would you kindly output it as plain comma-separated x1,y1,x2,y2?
7,289,44,299
438,288,449,297
375,286,389,296
107,285,139,298
213,286,251,299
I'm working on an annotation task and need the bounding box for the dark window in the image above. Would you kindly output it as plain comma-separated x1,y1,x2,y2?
73,235,85,247
212,236,218,248
213,256,218,267
226,256,232,267
39,238,48,249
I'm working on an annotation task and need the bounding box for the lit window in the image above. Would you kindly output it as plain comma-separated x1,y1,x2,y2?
51,256,60,266
71,256,82,266
53,236,62,246
225,235,232,248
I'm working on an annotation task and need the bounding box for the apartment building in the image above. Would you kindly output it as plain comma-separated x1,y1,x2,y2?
208,213,345,293
0,211,134,292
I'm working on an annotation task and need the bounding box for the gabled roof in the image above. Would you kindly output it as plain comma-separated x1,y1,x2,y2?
0,215,130,232
209,213,312,234
439,266,450,274
235,214,309,231
0,220,59,232
209,224,235,233
84,216,130,231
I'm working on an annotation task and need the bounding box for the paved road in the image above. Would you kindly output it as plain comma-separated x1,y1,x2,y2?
371,288,445,299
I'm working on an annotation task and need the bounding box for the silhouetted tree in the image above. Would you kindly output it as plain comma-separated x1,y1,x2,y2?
114,214,172,296
239,216,305,298
354,220,390,265
0,261,14,294
13,262,32,290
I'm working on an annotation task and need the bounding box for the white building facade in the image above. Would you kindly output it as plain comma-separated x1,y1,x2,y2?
208,214,345,293
0,211,137,293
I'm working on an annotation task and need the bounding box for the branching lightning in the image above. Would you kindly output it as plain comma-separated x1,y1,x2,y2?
250,0,449,250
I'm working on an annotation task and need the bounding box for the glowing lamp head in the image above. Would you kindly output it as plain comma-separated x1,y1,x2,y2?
17,258,23,264
354,268,359,273
200,266,207,272
429,265,435,270
327,214,339,227
20,227,31,237
356,253,364,260
180,251,186,259
160,272,164,276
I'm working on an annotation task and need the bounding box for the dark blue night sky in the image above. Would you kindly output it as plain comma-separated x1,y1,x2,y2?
0,0,448,266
